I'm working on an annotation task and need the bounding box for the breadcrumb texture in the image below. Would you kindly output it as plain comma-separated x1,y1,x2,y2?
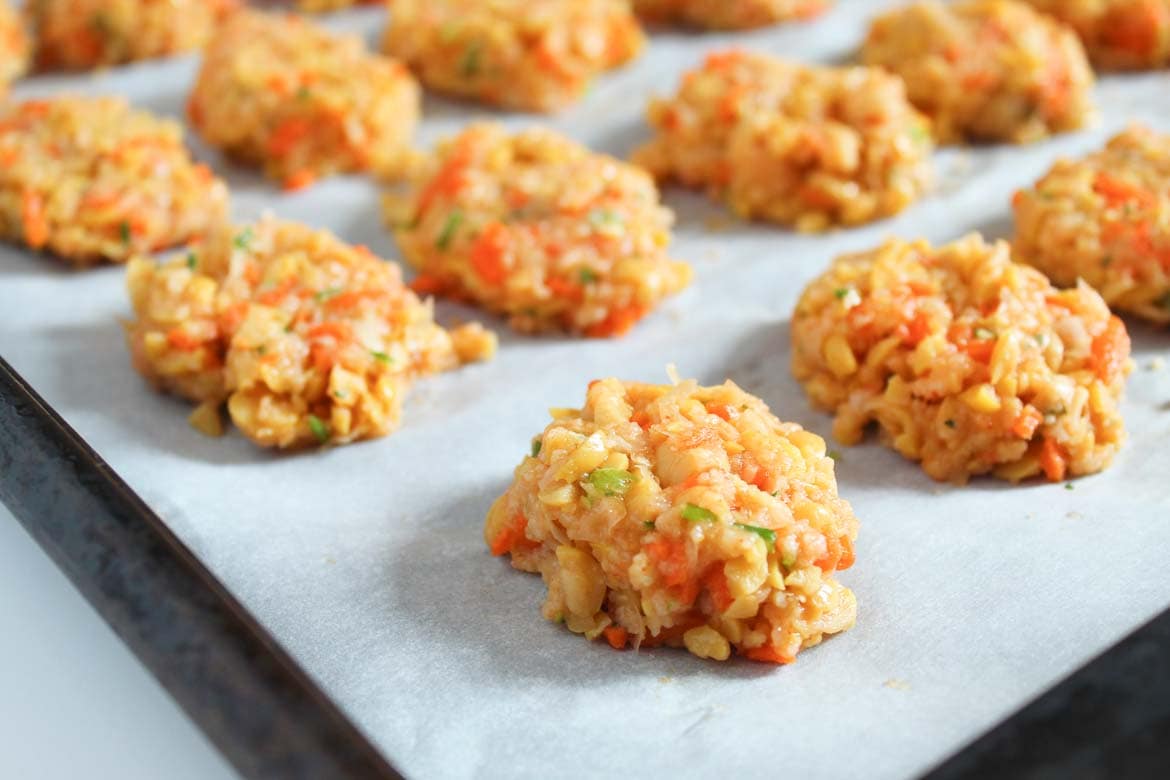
1014,125,1170,324
633,50,933,232
26,0,235,70
388,123,691,336
0,96,228,267
188,10,419,189
0,0,28,94
862,0,1094,144
1021,0,1170,69
791,234,1131,483
124,217,495,450
486,377,858,664
633,0,828,29
382,0,644,112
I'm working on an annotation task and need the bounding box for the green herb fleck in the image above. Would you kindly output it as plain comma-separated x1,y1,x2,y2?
307,414,330,443
973,326,996,340
371,351,392,364
233,227,254,250
186,252,198,270
588,208,625,232
436,210,463,250
578,267,599,284
780,549,797,569
296,86,311,100
833,287,851,300
119,221,131,244
255,344,267,355
1101,255,1114,268
530,438,542,457
681,503,716,523
314,287,342,303
944,419,956,428
735,523,777,546
828,450,842,462
909,124,929,144
554,613,565,624
1158,292,1170,310
588,468,635,496
1065,482,1074,491
460,41,482,77
642,520,656,530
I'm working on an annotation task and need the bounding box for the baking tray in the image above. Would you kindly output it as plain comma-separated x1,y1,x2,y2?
3,3,1170,778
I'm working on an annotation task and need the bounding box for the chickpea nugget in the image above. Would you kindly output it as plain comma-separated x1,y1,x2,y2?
486,377,858,663
1020,0,1170,70
633,0,829,29
0,0,29,95
388,123,691,336
124,217,494,450
791,235,1131,483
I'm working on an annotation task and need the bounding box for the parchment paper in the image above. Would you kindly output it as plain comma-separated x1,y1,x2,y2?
3,4,1170,778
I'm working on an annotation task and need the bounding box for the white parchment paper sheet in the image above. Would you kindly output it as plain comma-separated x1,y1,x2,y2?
2,3,1170,778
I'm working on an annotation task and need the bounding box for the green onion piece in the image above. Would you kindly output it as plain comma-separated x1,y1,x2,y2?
780,549,797,569
119,221,131,244
973,326,996,340
307,414,329,443
186,252,197,270
530,438,542,457
589,468,634,496
436,210,463,250
833,287,850,300
735,523,776,546
371,351,392,364
314,287,342,303
460,41,482,77
233,227,254,250
681,503,716,523
578,267,599,284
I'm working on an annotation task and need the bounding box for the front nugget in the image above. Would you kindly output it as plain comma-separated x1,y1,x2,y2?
0,0,29,96
124,217,495,449
633,50,933,232
633,0,829,28
388,124,691,336
188,10,419,189
1013,125,1170,325
791,235,1131,484
0,96,228,266
862,0,1094,144
486,377,858,664
27,0,235,70
382,0,644,113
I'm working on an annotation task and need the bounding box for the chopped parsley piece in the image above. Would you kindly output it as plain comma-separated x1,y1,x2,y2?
588,468,635,496
1101,255,1114,268
833,287,851,300
973,326,996,340
296,86,311,100
828,450,842,462
578,267,599,284
119,220,131,244
186,252,198,270
371,351,392,364
530,438,542,457
643,520,656,530
735,523,776,546
588,208,625,231
307,414,330,443
233,227,254,250
944,419,956,428
1065,482,1074,491
255,344,267,355
436,210,463,250
314,287,342,303
681,503,716,523
460,41,482,77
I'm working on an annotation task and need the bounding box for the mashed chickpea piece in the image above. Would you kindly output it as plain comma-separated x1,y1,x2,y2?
387,123,691,336
1014,125,1170,325
862,0,1094,144
26,0,235,70
633,50,933,232
382,0,644,113
0,96,228,267
124,217,495,450
188,10,419,189
791,234,1131,483
486,377,858,664
633,0,828,29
